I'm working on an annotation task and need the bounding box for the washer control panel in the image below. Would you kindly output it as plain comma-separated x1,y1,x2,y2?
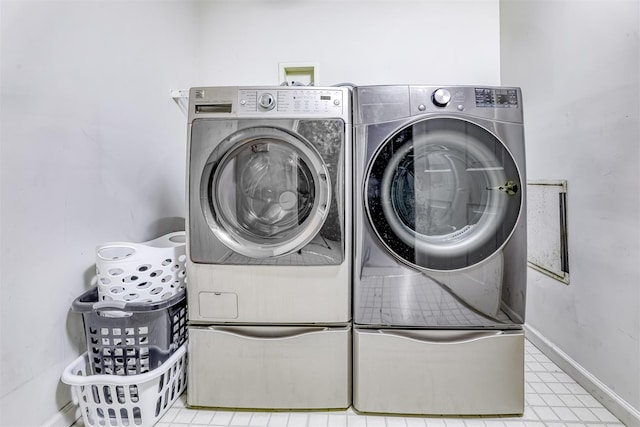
238,88,343,114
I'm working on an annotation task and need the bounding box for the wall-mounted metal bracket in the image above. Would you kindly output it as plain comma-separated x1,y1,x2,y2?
527,180,570,284
171,89,189,115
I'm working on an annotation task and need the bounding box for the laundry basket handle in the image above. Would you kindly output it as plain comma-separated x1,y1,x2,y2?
72,287,185,314
95,244,138,261
143,231,186,248
92,300,128,311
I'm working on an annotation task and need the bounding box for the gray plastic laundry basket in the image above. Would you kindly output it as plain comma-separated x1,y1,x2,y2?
72,287,187,376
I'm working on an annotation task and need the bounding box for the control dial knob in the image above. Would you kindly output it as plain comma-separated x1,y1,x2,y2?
258,93,276,110
432,88,451,107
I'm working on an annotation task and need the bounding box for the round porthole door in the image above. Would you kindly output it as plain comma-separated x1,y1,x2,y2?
365,117,522,271
202,126,331,258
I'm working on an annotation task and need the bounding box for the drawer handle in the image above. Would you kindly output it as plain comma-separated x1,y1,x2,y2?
207,325,349,341
377,329,517,344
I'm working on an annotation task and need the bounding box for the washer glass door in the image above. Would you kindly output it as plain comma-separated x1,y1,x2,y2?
203,126,331,259
365,117,522,271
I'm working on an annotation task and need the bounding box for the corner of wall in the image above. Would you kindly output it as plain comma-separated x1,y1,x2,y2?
42,402,78,427
525,325,640,427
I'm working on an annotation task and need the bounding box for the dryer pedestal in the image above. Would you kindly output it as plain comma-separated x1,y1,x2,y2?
353,328,524,415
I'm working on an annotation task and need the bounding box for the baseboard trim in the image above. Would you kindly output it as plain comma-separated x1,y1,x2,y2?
43,402,79,427
45,327,639,427
525,324,640,427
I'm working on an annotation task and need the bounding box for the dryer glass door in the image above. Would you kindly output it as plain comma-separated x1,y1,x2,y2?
202,126,332,259
365,117,522,271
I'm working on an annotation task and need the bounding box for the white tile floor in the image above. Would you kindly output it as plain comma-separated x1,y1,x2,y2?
155,339,625,427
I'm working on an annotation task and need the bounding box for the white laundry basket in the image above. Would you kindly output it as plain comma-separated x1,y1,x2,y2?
96,231,187,303
62,344,187,427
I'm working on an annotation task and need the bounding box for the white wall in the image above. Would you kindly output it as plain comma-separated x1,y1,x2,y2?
197,0,501,87
0,2,200,425
500,0,640,423
0,1,501,424
8,0,638,425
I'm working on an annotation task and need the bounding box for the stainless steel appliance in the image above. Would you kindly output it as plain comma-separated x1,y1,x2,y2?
353,85,527,415
186,86,352,409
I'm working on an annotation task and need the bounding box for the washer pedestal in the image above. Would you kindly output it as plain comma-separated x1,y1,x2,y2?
188,325,352,410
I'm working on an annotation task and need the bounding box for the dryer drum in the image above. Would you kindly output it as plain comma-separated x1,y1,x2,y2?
365,118,522,271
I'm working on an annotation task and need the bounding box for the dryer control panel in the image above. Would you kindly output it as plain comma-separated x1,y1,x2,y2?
409,86,523,124
238,89,344,114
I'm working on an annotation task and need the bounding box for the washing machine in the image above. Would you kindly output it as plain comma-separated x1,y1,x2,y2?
185,86,351,409
352,85,527,415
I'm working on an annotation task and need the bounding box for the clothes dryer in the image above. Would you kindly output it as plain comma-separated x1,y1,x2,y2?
353,85,527,415
186,86,351,409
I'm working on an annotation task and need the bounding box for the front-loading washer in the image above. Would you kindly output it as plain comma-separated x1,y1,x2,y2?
186,86,351,409
352,85,527,415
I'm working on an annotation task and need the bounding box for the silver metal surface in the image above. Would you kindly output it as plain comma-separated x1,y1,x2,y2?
188,86,350,266
354,86,526,416
186,86,352,325
188,325,352,409
353,328,525,415
432,88,451,107
353,85,527,328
